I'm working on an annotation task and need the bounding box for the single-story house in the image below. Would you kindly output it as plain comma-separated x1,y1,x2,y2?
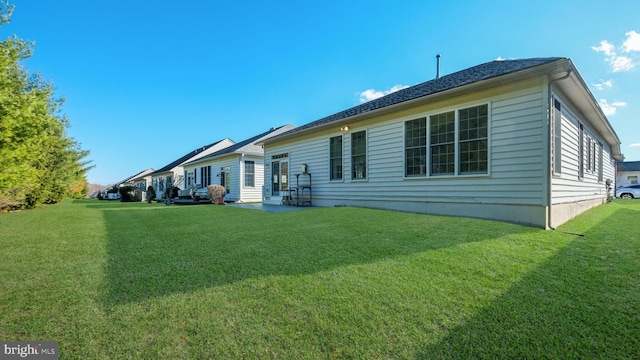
98,168,155,200
124,168,155,191
149,138,235,200
182,125,295,203
616,161,640,187
261,57,623,229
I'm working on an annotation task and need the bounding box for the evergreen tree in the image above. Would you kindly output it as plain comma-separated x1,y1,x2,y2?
0,2,92,210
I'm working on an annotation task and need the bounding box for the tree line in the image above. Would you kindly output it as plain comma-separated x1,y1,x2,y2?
0,2,91,211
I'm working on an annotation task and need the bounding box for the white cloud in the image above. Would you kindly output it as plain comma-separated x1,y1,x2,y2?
592,40,615,56
593,79,613,90
622,30,640,52
599,98,627,116
358,85,409,103
592,34,639,72
629,143,640,148
610,55,634,72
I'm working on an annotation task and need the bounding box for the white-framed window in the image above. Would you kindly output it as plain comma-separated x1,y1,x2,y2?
351,130,367,180
329,135,343,180
430,111,456,175
598,141,603,182
405,104,489,177
578,124,584,178
244,161,255,187
552,98,562,175
629,176,638,184
458,105,488,174
592,140,597,174
586,136,592,172
405,117,427,176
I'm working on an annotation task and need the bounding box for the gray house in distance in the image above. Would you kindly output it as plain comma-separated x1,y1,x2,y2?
149,138,235,199
262,57,623,229
616,161,640,187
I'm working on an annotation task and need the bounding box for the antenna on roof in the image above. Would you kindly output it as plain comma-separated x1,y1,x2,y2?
436,54,441,79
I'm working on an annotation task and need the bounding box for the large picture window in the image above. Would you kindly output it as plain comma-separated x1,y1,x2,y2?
351,131,367,180
244,161,255,187
404,104,489,177
329,136,343,180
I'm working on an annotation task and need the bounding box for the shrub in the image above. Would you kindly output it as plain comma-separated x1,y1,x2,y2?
207,185,226,204
119,185,141,202
146,186,156,203
165,186,179,199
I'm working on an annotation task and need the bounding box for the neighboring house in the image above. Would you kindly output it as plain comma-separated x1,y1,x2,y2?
182,125,295,203
98,168,155,200
149,138,235,199
262,58,623,229
616,161,640,187
124,168,155,200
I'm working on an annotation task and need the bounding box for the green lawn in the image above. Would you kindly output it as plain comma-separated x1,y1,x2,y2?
1,199,638,359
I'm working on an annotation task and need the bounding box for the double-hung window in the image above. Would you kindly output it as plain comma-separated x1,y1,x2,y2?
598,142,603,182
592,140,597,174
351,131,367,180
405,104,488,177
329,136,343,180
244,161,255,187
578,124,584,178
430,111,456,175
552,99,562,175
405,118,427,176
586,137,592,172
458,105,488,174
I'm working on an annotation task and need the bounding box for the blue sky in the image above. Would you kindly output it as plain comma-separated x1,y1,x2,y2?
5,0,640,185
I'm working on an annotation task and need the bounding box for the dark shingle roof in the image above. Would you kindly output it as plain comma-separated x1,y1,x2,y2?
185,125,294,164
150,139,230,175
272,57,565,138
618,161,640,172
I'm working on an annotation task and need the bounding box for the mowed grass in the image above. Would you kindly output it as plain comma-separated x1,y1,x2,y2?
0,199,638,359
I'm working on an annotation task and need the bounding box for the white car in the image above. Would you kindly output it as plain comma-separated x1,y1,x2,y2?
616,184,640,199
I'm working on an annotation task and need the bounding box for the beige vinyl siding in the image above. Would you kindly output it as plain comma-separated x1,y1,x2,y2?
550,93,612,204
265,81,548,207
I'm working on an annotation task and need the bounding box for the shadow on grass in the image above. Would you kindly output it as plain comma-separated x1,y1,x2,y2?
418,206,640,359
100,204,541,306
